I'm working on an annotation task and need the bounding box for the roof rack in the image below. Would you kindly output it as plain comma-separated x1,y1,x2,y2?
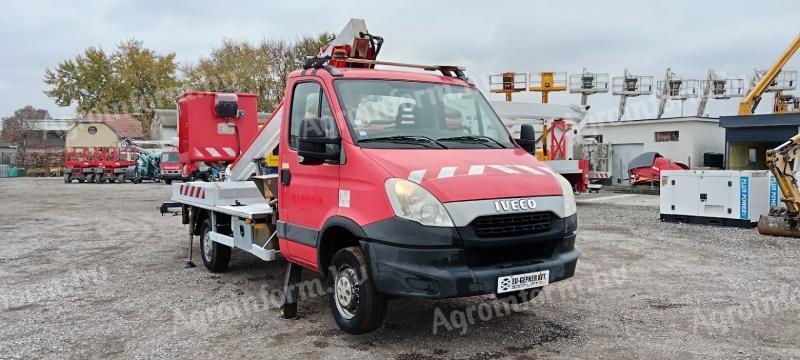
305,56,469,82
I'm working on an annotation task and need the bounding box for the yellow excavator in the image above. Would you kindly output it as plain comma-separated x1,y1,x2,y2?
751,33,800,237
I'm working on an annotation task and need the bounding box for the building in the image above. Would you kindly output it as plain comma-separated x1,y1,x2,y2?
719,113,800,170
581,116,725,184
82,114,144,139
0,142,15,165
22,118,72,149
65,113,144,148
65,121,120,148
150,109,177,144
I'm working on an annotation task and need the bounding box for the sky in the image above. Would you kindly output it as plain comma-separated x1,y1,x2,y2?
0,0,798,122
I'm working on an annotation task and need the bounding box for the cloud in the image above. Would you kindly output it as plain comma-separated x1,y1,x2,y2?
0,0,798,119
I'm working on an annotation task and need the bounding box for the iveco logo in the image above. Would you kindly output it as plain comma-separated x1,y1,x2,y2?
494,198,537,212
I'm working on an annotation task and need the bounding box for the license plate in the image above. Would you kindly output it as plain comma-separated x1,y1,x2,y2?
497,270,549,294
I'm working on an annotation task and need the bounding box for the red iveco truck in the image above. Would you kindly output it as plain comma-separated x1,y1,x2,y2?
162,19,578,334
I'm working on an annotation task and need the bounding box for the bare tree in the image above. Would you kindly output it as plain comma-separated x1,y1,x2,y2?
0,106,50,167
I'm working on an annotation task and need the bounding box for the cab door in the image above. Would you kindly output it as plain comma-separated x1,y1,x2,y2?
278,79,340,270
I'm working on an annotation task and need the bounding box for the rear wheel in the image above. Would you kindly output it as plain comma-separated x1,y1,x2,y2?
328,247,387,334
199,219,230,272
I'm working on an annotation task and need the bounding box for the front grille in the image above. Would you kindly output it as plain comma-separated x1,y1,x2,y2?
471,212,552,238
464,241,557,267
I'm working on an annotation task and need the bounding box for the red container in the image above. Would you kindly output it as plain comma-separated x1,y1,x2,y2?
177,91,259,164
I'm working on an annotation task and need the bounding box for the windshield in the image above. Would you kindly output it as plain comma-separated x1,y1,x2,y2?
161,152,179,163
334,80,513,149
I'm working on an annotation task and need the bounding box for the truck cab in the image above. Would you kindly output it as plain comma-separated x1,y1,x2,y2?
276,66,578,332
159,150,183,184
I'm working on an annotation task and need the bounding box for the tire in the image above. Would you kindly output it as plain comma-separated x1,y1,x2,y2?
78,178,85,183
496,288,542,305
63,174,72,184
327,246,387,334
165,179,172,185
199,219,230,272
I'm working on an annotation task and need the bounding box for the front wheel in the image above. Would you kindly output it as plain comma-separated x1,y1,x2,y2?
164,179,172,185
328,247,387,334
199,219,230,272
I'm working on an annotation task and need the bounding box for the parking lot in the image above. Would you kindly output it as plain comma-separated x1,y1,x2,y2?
1,178,799,359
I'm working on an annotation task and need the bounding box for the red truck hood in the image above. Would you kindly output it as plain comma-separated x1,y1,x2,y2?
363,148,563,202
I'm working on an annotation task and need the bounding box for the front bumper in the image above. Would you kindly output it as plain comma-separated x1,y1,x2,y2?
160,172,184,181
360,214,578,299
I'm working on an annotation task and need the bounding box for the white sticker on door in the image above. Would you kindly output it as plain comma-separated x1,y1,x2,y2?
338,189,351,208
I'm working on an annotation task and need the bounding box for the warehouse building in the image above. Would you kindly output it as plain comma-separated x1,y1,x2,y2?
581,116,725,184
719,112,800,170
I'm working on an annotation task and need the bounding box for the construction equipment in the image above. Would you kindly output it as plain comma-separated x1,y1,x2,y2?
741,33,800,237
758,133,800,236
739,34,800,116
489,72,527,101
129,150,162,183
529,72,566,104
569,68,609,106
63,146,138,183
612,69,653,121
489,100,591,192
655,68,699,118
696,69,744,117
161,18,579,334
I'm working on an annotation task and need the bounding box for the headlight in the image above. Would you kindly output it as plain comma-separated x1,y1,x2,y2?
556,174,577,217
384,178,454,227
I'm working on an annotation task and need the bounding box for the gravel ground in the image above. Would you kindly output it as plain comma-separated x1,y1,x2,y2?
0,178,799,359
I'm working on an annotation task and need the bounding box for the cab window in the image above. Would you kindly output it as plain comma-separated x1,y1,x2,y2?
289,82,335,150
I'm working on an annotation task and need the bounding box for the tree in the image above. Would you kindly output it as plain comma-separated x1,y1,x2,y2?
182,32,334,112
44,40,179,131
1,106,51,167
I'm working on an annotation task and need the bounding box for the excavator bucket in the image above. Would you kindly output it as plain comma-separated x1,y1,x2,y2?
757,214,800,238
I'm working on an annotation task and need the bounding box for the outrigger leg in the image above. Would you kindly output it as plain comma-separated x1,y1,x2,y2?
184,210,196,268
281,262,303,319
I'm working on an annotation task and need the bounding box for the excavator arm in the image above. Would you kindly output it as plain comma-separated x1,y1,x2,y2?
739,34,800,115
758,134,800,236
766,134,800,215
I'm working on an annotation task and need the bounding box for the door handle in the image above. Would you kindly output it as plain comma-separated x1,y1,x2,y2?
280,169,291,185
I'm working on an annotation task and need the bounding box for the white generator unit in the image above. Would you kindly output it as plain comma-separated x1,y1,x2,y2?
660,170,780,228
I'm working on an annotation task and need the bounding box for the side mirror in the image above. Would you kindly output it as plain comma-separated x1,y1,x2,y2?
297,117,341,165
516,124,536,154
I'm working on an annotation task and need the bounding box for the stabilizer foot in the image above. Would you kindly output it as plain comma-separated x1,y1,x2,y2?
281,262,303,319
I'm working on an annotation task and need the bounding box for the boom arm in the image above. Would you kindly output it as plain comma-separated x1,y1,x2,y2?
766,133,800,215
226,18,373,181
739,34,800,115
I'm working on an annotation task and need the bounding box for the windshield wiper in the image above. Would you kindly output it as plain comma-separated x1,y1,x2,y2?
436,135,507,148
358,135,447,148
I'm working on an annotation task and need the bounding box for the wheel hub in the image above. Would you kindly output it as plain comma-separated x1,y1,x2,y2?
334,267,359,319
203,232,213,261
